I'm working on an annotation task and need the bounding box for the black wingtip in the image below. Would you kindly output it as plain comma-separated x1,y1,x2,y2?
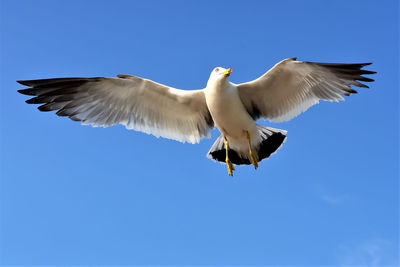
37,105,51,112
18,88,36,96
360,70,377,75
69,115,81,122
17,80,33,86
360,77,375,82
55,109,69,117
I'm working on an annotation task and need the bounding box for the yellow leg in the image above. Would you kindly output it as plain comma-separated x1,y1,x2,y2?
224,137,235,176
246,131,258,169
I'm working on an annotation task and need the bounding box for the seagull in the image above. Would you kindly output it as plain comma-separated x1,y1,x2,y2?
17,58,376,176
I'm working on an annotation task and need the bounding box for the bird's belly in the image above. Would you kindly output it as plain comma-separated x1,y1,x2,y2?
213,106,254,137
206,90,258,147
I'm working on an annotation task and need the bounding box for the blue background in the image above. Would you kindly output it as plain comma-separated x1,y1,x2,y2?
0,0,398,266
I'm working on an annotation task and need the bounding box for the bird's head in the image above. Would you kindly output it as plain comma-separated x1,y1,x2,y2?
207,67,233,85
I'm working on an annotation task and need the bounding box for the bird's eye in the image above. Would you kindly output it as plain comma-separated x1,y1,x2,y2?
215,68,220,72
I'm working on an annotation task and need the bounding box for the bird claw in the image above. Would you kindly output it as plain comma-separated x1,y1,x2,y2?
250,151,258,169
246,131,258,169
226,158,235,176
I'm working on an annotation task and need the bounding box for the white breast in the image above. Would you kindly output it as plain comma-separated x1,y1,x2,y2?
205,80,260,151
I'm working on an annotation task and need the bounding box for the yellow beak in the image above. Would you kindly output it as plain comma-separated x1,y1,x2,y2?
223,68,233,76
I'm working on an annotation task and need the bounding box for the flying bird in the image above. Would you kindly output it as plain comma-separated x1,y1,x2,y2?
17,58,376,175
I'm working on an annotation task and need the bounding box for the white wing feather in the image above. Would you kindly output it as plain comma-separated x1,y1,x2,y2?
237,58,375,122
18,75,213,144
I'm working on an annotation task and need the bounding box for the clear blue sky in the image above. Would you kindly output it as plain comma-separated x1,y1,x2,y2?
0,0,398,266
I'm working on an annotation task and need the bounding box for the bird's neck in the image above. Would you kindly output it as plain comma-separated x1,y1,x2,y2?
206,78,229,91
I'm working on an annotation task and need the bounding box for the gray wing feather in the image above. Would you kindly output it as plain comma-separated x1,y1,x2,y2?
18,75,213,144
237,58,376,122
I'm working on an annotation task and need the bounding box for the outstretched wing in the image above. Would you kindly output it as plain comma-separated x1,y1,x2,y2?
237,58,376,122
18,75,213,144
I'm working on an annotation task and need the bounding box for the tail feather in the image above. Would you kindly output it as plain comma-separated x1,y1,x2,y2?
207,125,287,165
257,126,287,161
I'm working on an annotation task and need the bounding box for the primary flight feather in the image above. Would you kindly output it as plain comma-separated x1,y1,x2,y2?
18,58,376,175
